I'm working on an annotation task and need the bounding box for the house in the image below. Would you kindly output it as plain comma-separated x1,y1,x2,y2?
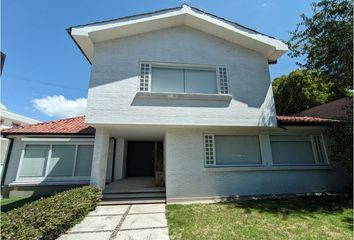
1,108,40,177
294,97,352,120
1,5,349,202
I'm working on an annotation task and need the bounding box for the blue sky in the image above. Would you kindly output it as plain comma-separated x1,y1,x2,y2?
1,0,314,121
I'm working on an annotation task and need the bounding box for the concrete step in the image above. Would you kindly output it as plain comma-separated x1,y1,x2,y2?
98,198,166,205
102,191,166,199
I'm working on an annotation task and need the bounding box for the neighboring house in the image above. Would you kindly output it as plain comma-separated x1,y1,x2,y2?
1,108,40,177
294,97,352,120
1,5,350,202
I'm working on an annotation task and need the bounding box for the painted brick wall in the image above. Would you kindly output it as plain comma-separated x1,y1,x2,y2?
86,26,276,126
3,137,22,185
165,128,347,202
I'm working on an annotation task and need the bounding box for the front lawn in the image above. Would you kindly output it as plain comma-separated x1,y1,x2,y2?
166,195,353,240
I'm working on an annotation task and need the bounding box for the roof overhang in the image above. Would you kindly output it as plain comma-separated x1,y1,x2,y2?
68,5,288,64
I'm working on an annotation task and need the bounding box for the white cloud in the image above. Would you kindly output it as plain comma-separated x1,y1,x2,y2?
262,2,267,7
0,103,7,110
32,95,87,118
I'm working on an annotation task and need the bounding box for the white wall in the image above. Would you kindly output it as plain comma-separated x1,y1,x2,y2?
3,137,22,185
165,127,348,203
86,26,276,127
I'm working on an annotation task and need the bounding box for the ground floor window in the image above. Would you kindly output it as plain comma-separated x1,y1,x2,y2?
18,143,94,181
205,135,262,166
204,133,328,167
270,135,327,165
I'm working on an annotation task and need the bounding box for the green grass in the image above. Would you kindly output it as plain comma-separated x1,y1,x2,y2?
166,195,353,240
1,196,40,212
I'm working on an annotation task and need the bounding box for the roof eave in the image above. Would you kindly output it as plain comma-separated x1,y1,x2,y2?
68,5,288,64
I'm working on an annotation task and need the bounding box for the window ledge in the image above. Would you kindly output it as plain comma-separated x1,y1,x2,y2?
8,180,90,187
204,165,333,172
136,92,232,101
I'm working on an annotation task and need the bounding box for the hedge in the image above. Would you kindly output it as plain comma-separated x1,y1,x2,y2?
1,186,101,240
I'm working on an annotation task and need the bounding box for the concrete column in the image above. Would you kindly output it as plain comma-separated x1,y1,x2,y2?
114,138,125,180
90,127,110,190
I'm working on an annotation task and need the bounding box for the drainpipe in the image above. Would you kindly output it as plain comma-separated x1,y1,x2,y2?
1,137,13,188
111,137,117,183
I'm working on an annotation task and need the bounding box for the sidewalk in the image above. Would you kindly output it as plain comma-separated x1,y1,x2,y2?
57,203,169,240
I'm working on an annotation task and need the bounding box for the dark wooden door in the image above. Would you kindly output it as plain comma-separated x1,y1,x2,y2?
126,141,155,176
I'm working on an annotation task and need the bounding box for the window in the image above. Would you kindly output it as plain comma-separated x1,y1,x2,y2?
19,145,49,177
139,63,150,91
270,135,327,165
47,145,76,177
139,63,229,94
18,143,94,180
75,145,94,176
204,134,215,165
204,135,262,166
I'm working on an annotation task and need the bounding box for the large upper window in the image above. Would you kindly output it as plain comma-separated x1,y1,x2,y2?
204,135,262,166
18,143,94,180
270,135,327,165
151,67,218,94
139,63,229,94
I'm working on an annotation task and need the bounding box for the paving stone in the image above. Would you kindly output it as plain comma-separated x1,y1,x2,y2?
115,228,169,240
89,205,129,216
69,215,122,232
57,232,111,240
129,204,165,214
120,213,167,230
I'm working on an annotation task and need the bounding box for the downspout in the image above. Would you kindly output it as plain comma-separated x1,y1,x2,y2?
111,137,117,183
1,137,13,188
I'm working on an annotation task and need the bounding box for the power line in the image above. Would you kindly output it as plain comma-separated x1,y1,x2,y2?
3,73,87,92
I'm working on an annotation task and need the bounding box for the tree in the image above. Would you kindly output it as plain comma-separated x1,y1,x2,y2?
326,99,353,172
288,0,353,92
272,70,335,115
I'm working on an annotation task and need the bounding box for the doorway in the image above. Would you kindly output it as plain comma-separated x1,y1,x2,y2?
126,141,155,177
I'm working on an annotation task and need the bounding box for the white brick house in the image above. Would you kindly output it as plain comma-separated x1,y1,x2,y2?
1,5,349,202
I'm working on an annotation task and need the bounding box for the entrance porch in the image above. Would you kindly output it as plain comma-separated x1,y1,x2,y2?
90,127,166,203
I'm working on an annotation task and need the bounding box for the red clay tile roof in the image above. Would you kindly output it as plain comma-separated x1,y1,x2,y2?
1,116,95,135
1,115,336,136
276,115,337,124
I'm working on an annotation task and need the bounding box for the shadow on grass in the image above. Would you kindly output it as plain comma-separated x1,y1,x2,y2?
222,194,353,229
1,196,42,213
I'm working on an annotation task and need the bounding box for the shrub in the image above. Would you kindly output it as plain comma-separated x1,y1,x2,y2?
1,186,101,240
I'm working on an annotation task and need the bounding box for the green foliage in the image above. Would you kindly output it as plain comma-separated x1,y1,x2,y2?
326,99,353,172
288,0,353,90
272,70,337,115
1,186,101,240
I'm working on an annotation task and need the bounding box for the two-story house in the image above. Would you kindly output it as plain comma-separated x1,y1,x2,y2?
2,5,349,203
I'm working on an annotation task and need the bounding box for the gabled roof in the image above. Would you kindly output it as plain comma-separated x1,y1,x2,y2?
1,116,95,135
68,4,288,64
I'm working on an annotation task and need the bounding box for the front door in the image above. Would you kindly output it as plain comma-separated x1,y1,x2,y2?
126,141,155,176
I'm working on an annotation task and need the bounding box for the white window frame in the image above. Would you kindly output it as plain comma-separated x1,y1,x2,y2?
138,62,152,92
16,140,94,182
204,134,264,167
269,134,329,166
204,134,216,166
139,62,230,95
204,132,329,169
311,134,329,164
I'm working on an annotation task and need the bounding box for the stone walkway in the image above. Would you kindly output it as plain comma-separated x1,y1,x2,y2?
57,203,169,240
